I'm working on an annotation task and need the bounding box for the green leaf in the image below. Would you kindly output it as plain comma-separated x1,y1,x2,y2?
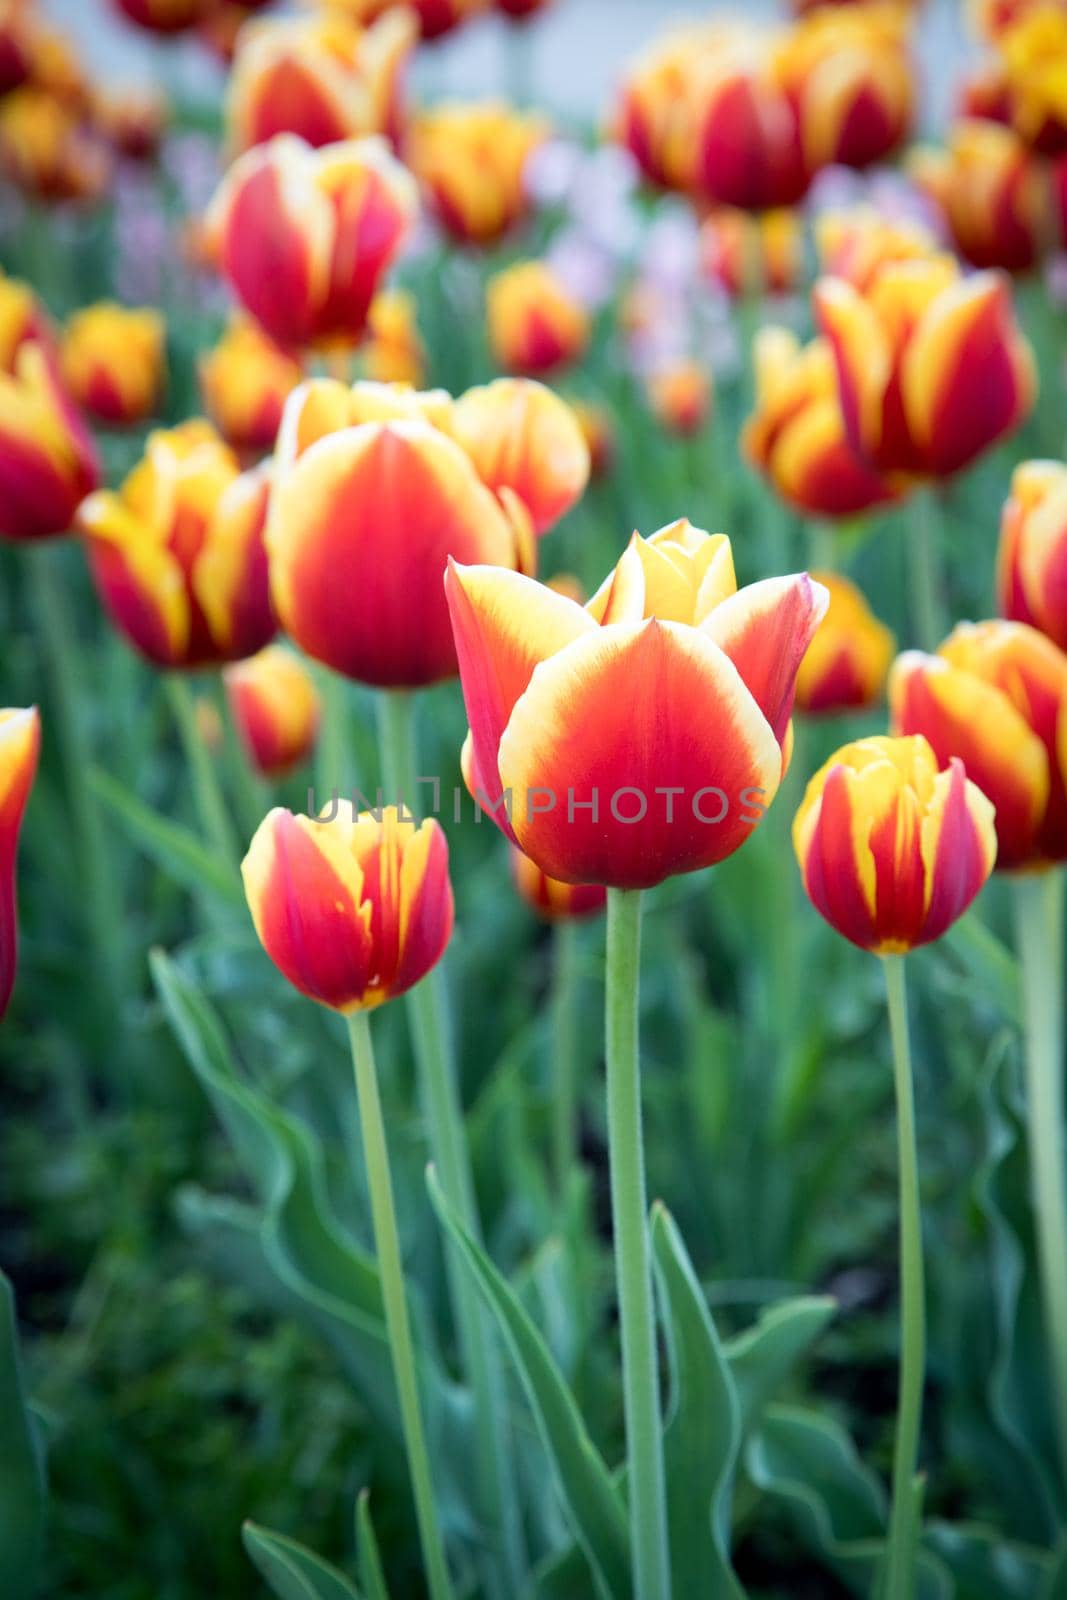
356,1491,391,1600
725,1295,836,1437
926,1520,1054,1600
0,1273,45,1600
91,767,242,906
426,1166,631,1600
650,1204,744,1599
943,915,1021,1028
242,1521,364,1600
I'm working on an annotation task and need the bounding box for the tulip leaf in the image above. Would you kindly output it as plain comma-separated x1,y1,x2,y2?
427,1165,631,1600
242,1520,364,1600
355,1491,391,1600
0,1272,45,1600
926,1520,1058,1599
724,1294,836,1438
650,1203,744,1599
92,767,242,906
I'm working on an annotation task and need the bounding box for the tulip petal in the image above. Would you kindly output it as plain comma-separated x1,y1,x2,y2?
0,707,39,1020
919,758,998,943
701,573,829,749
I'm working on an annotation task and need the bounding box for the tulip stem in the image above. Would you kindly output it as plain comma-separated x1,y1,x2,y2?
346,1011,455,1600
881,954,926,1600
1013,871,1067,1490
165,675,239,866
376,688,527,1593
605,886,670,1600
909,489,947,652
551,919,582,1196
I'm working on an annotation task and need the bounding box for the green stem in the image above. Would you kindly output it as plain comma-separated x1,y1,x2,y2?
550,919,582,1196
165,674,238,864
806,519,837,574
882,955,926,1600
346,1012,455,1600
314,668,352,809
376,689,526,1592
605,887,670,1600
1013,872,1067,1487
909,489,946,652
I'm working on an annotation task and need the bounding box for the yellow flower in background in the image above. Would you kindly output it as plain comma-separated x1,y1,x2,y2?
795,572,895,715
0,86,110,202
408,100,549,245
61,303,166,427
224,645,321,777
199,318,305,457
487,260,590,378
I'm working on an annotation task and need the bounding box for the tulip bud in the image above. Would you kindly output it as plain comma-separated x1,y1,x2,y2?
793,733,996,953
408,100,548,245
613,27,702,192
0,342,99,541
242,802,453,1011
743,327,897,518
90,84,168,160
646,360,712,437
361,289,425,386
451,377,590,535
909,120,1055,273
206,133,417,349
890,620,1067,869
0,87,111,202
690,29,808,209
487,260,590,379
0,706,40,1020
998,460,1067,648
795,572,895,714
0,0,34,95
78,422,276,668
1001,5,1067,153
511,845,606,920
199,318,305,457
224,645,321,777
61,303,166,427
0,269,57,371
111,0,211,31
701,208,802,299
226,10,415,157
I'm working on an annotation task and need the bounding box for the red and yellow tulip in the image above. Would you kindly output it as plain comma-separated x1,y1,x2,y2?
700,208,802,299
0,0,34,94
816,207,936,291
243,802,453,1010
793,733,996,952
689,28,808,209
0,706,40,1021
199,318,305,457
206,133,417,350
227,9,415,156
496,0,553,16
998,460,1067,649
1000,3,1067,153
0,269,56,371
890,621,1067,869
90,84,168,161
112,0,211,28
487,261,590,379
909,120,1055,273
645,360,712,437
224,644,321,777
407,101,548,246
450,376,590,536
316,0,487,41
446,521,828,889
0,87,110,203
795,571,895,714
510,846,606,920
78,422,276,669
743,327,897,519
361,289,424,386
0,341,99,541
61,303,166,427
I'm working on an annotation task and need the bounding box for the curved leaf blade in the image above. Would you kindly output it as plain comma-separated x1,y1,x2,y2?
242,1521,364,1600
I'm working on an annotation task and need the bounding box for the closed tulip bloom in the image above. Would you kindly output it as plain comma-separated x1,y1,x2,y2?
407,101,548,246
613,27,704,192
362,288,424,386
224,644,321,776
450,377,591,535
775,4,914,174
646,360,712,436
689,29,808,210
701,208,802,299
0,706,40,1021
0,342,99,541
0,0,34,94
743,327,897,518
78,422,276,668
61,303,166,427
206,134,417,350
487,261,590,378
909,121,1054,273
511,845,606,920
199,319,305,456
793,734,996,953
112,0,210,30
815,250,1036,480
243,802,453,1010
890,621,1067,868
795,571,895,714
0,87,111,202
1001,4,1067,153
0,270,56,371
446,521,828,889
227,10,415,157
998,460,1067,647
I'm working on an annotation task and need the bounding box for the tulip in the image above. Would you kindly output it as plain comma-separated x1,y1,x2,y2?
407,101,548,246
700,208,802,299
206,134,418,350
0,87,111,203
511,845,605,920
909,120,1055,273
0,269,57,371
0,341,100,541
447,521,828,889
224,645,321,777
78,421,276,668
450,376,591,535
795,571,895,714
816,206,937,291
61,303,166,427
613,27,702,192
998,459,1067,648
890,621,1067,870
487,260,589,379
226,10,415,157
0,0,33,94
1001,4,1067,153
689,28,808,210
199,318,305,457
496,0,553,15
111,0,210,30
268,396,529,686
0,706,40,1022
743,327,897,519
90,85,168,160
316,0,487,42
645,360,712,437
775,3,914,174
814,250,1036,479
361,288,424,386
